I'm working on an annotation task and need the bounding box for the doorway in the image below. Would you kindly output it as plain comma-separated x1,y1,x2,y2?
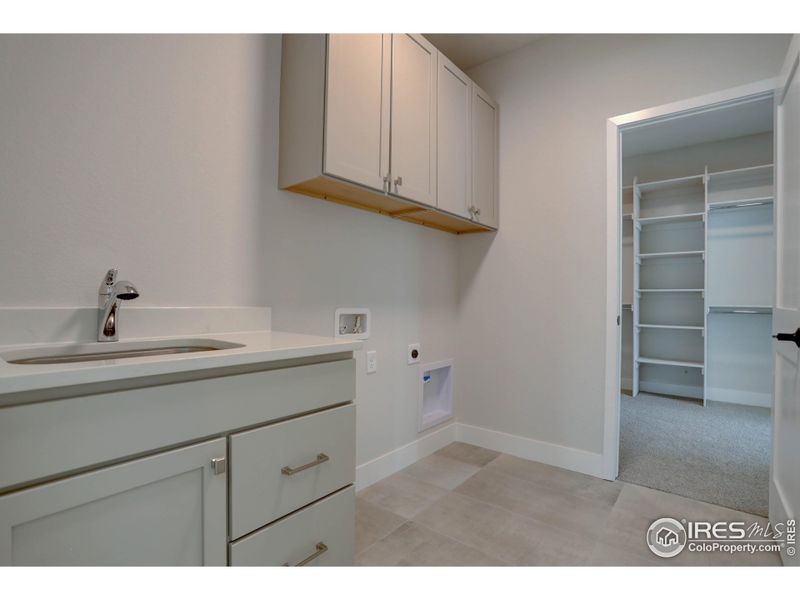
603,80,776,516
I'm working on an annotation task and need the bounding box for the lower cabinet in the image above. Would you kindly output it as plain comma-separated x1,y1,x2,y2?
229,403,355,539
0,438,227,566
229,486,355,566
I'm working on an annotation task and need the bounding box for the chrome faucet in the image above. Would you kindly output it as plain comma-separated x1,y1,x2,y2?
98,268,140,342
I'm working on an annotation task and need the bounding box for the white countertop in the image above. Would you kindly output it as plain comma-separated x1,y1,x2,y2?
0,330,362,400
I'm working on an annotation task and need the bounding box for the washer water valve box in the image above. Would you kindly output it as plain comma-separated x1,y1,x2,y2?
334,308,370,340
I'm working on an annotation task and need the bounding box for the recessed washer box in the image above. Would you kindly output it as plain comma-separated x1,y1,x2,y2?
334,308,370,340
418,359,454,432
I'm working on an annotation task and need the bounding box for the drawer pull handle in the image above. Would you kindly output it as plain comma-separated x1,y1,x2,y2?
281,453,329,476
284,542,328,566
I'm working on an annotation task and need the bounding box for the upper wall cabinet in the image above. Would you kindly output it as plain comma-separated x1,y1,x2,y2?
323,34,390,193
472,84,499,229
436,53,472,220
279,34,498,234
389,34,437,206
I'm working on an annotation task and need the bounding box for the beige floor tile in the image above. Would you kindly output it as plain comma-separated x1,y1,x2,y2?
414,491,595,565
355,497,406,554
355,521,506,566
487,454,623,505
595,483,780,567
434,442,500,467
400,453,481,490
454,467,616,541
358,472,448,520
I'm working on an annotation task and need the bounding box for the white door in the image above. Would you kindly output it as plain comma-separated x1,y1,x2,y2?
771,34,800,567
389,34,437,206
324,34,390,192
437,53,472,219
0,439,227,566
472,83,499,228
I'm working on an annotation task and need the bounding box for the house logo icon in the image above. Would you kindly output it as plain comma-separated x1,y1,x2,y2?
647,518,687,558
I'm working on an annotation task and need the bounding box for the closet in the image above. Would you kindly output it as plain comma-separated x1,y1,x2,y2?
620,97,774,407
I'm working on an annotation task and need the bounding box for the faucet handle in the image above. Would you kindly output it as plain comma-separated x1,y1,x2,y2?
100,268,118,294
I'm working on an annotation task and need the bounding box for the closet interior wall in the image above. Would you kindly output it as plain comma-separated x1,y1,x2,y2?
621,132,774,407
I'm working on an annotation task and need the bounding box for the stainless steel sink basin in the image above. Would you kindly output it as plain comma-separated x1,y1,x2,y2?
2,339,245,365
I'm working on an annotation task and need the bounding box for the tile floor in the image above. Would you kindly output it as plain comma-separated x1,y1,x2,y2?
355,442,781,566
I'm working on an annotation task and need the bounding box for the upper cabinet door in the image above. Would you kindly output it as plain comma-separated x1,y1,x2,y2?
324,34,390,192
389,34,437,207
472,84,499,228
436,54,472,219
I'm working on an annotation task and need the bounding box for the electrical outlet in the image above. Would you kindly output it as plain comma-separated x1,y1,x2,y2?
366,350,377,374
408,343,420,364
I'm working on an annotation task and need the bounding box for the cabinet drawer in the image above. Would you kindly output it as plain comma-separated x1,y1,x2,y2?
230,486,354,566
230,404,355,539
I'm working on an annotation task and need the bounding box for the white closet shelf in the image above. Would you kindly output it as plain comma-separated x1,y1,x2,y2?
637,323,704,331
637,211,705,225
708,305,772,314
637,288,704,293
707,163,773,179
636,174,704,192
636,356,704,369
623,213,633,220
707,196,773,211
638,250,704,260
622,303,633,310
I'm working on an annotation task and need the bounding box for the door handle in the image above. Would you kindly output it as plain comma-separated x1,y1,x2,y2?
773,328,800,347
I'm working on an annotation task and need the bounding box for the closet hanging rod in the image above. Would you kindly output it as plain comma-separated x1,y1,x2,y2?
707,197,773,211
708,308,772,315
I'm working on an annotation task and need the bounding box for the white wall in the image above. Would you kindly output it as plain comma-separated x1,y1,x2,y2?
0,35,459,466
459,35,790,458
623,132,774,185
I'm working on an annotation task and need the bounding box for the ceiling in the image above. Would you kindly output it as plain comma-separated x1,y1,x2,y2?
424,34,545,71
622,96,774,157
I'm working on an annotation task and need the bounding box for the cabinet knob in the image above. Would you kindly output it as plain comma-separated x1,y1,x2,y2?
394,176,403,187
211,457,227,475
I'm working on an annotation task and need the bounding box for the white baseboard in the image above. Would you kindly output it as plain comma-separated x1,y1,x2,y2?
455,423,606,479
356,420,607,491
639,380,703,400
707,387,771,408
355,423,456,491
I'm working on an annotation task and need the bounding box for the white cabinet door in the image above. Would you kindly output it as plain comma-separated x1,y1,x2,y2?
0,439,227,566
472,84,499,228
324,34,390,192
437,53,472,219
389,34,437,206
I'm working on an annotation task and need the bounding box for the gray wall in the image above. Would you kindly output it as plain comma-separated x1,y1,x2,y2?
0,35,459,466
459,34,790,456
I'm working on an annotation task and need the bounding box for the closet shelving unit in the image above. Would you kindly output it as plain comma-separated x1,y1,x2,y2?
705,164,774,408
628,163,775,407
632,173,708,403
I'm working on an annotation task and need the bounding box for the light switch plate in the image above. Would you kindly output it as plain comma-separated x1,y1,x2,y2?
366,350,377,374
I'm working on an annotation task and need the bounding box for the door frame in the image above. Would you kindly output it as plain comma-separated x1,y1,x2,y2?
602,78,777,480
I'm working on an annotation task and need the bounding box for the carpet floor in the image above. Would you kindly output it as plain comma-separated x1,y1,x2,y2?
619,393,770,517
